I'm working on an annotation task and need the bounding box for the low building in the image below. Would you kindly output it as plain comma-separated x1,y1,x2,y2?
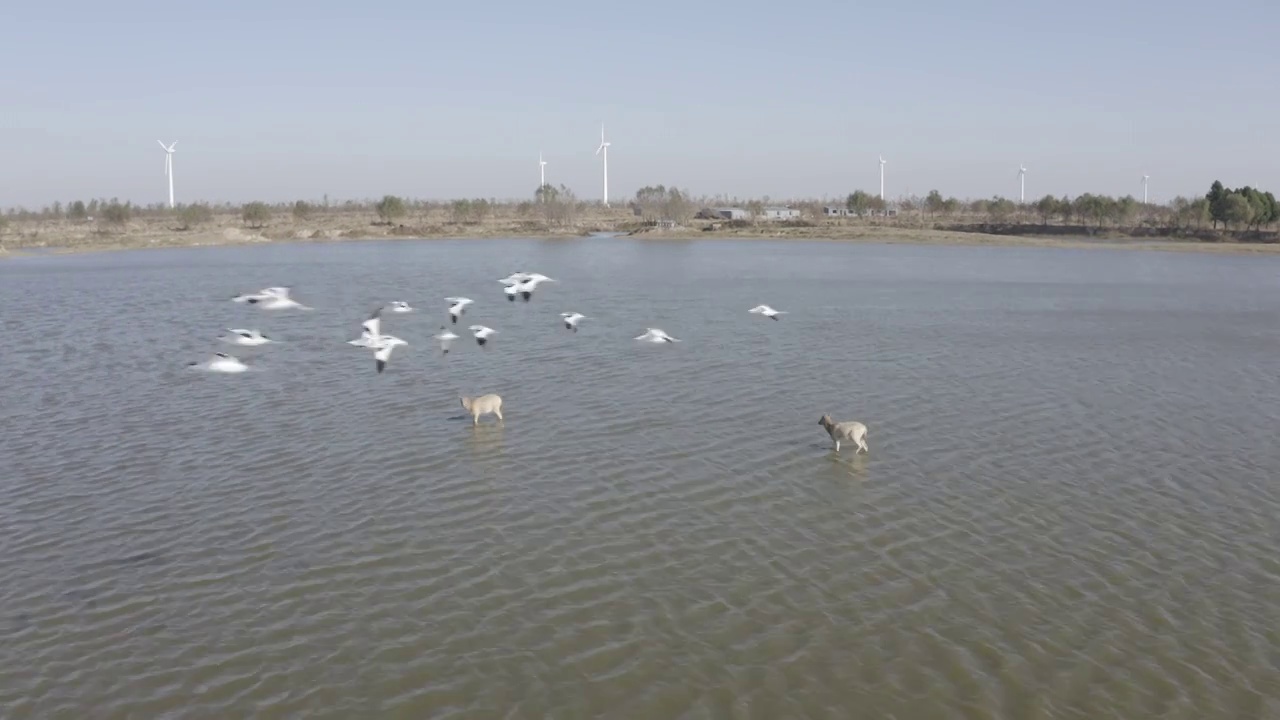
761,206,801,221
697,207,749,221
823,206,852,217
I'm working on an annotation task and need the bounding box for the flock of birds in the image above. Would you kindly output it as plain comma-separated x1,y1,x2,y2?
189,271,792,376
183,271,868,452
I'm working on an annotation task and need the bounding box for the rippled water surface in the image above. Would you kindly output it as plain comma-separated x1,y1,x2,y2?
3,238,1280,718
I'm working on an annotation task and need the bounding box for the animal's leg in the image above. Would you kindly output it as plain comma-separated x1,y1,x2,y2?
472,414,478,426
495,408,504,422
834,440,841,453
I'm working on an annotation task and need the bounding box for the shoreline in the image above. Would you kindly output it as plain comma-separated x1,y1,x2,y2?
4,224,1279,260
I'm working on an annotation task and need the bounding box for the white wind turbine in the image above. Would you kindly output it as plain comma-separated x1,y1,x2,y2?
878,155,886,200
539,151,547,189
157,140,177,208
1018,163,1027,203
595,124,611,206
1142,173,1150,204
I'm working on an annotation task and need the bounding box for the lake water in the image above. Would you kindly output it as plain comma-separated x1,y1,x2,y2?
2,238,1279,719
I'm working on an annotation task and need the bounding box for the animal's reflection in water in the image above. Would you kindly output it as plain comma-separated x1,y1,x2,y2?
816,443,869,481
466,423,505,457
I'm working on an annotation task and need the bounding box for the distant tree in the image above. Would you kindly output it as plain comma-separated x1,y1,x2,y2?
924,190,945,218
633,184,693,223
1206,180,1227,229
868,196,887,215
1221,193,1252,230
541,184,579,226
516,201,534,218
634,184,666,219
100,200,131,227
242,201,271,228
375,195,406,225
1058,195,1074,224
0,214,8,235
1172,196,1203,229
845,190,871,217
86,199,100,216
941,197,960,216
1072,193,1110,229
1035,194,1057,225
1112,195,1139,227
535,184,559,204
1237,186,1280,230
293,200,313,221
450,199,473,224
987,196,1016,222
744,199,764,219
49,201,63,219
67,200,88,221
469,198,491,223
177,202,214,230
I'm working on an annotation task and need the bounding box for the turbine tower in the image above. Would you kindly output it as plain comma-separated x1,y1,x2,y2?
878,155,886,200
157,140,177,208
1142,174,1150,204
595,124,611,206
539,151,547,188
1018,163,1027,203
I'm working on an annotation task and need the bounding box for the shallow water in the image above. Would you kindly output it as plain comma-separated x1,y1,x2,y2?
2,238,1279,718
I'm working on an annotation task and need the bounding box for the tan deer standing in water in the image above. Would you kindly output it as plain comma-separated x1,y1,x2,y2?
818,414,868,454
460,394,504,426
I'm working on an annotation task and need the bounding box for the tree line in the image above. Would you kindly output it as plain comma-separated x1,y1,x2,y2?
839,180,1278,233
2,180,1276,236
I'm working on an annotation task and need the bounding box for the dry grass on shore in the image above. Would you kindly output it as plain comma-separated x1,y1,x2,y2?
3,204,1280,258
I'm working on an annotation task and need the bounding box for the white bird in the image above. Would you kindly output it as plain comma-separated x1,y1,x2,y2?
246,287,310,310
504,279,539,302
434,326,459,355
374,343,397,374
189,352,248,373
445,296,473,324
349,307,407,349
635,328,680,343
748,304,788,320
385,301,414,313
498,272,533,285
561,312,587,332
231,286,289,303
221,328,273,346
469,325,498,347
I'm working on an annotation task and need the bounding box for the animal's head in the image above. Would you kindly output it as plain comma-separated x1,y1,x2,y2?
818,414,833,427
460,397,471,409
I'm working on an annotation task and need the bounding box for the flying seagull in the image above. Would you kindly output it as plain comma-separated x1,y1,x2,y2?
635,328,680,343
469,325,497,347
446,297,473,324
748,304,788,320
220,328,272,346
561,312,588,332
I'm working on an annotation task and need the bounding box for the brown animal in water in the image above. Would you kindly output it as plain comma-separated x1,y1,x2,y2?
818,414,868,454
460,394,504,426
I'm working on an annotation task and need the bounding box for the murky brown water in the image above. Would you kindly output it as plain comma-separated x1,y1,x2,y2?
2,238,1279,718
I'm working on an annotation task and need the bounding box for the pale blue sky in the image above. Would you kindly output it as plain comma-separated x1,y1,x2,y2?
3,0,1277,208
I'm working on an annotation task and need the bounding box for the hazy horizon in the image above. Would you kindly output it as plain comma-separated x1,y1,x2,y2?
4,0,1278,210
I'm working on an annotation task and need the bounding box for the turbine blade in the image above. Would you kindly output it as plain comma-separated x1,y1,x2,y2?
157,139,167,149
